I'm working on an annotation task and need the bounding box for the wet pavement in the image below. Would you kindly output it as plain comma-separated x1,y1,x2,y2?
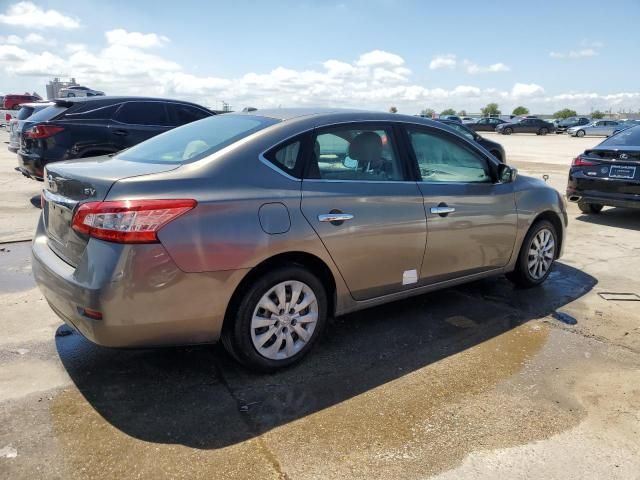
1,130,640,479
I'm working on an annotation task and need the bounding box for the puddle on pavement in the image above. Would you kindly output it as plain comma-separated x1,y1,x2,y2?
42,322,587,479
0,242,36,294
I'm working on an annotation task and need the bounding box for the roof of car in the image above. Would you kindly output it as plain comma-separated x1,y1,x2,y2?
52,96,210,109
240,107,445,126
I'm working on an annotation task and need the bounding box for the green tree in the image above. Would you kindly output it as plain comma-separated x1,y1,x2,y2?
420,108,436,118
457,110,467,117
389,106,398,113
591,110,605,119
440,108,456,116
481,103,501,116
512,106,530,116
553,108,577,119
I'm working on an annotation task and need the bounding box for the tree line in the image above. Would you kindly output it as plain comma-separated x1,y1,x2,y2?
406,103,608,119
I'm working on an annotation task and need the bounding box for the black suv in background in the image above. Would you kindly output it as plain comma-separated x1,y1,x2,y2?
556,116,590,134
17,96,214,180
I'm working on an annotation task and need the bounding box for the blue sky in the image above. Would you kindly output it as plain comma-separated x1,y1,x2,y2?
1,0,639,113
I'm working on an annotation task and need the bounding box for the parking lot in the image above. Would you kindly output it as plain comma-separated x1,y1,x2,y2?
1,128,639,479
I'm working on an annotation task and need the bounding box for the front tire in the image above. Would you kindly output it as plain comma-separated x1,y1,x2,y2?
576,130,586,137
578,202,603,214
507,220,558,288
222,265,328,372
503,127,513,135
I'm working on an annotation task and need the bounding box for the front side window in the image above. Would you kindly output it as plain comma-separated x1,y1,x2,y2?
116,114,279,164
408,129,491,183
169,104,212,126
308,127,404,181
114,101,169,125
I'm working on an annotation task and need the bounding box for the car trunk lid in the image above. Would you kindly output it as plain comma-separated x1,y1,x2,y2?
43,156,181,267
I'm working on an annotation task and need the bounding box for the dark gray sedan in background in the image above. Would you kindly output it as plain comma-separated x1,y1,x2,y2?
33,109,567,371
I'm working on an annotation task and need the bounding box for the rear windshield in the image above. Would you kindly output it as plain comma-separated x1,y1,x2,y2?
600,125,640,147
16,107,35,120
115,115,279,164
27,105,68,122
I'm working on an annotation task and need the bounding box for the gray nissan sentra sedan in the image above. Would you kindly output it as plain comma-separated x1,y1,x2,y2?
33,109,567,371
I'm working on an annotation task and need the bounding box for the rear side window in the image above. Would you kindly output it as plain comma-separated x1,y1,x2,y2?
64,104,120,120
114,102,169,125
168,104,212,126
264,140,302,177
115,114,279,164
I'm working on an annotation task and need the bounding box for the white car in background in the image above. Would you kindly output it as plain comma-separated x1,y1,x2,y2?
58,86,105,98
567,120,621,137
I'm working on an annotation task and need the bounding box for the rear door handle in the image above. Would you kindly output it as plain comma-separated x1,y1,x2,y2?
318,213,354,223
430,205,456,216
112,129,129,136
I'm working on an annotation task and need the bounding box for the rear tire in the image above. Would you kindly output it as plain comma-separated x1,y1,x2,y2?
222,265,328,372
539,128,548,135
507,220,558,288
578,202,603,214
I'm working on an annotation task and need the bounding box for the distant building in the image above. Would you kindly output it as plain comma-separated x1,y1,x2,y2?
46,78,79,99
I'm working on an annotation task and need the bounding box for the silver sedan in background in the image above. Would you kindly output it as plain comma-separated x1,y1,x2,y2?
32,109,567,371
567,120,621,137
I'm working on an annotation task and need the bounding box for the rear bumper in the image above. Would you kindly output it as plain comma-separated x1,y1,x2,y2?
17,150,45,180
567,173,640,209
32,215,249,347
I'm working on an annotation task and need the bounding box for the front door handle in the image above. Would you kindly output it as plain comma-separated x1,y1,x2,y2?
112,129,129,136
430,204,456,217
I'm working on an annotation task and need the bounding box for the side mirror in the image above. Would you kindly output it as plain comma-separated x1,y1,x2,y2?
498,164,517,183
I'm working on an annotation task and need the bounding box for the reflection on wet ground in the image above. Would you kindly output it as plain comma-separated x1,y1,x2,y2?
3,262,592,478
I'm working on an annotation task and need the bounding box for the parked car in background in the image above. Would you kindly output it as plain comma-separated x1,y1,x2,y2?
612,119,640,135
435,118,506,162
3,94,41,110
440,115,462,123
496,118,555,135
468,117,508,132
58,85,105,98
8,102,54,153
33,109,566,371
567,120,621,137
567,125,640,213
461,117,476,124
17,96,214,180
555,116,590,134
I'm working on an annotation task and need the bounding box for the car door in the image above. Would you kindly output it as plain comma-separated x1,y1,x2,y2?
590,120,607,135
403,125,518,283
110,101,172,149
300,123,427,301
604,121,619,136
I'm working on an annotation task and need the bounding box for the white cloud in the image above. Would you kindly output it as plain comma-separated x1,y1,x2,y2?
429,54,456,70
0,34,23,45
550,49,598,59
464,61,510,74
511,83,545,97
24,32,46,44
355,50,404,67
0,2,80,29
105,29,170,49
0,35,638,113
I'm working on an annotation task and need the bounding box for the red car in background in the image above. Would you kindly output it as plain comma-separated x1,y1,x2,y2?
3,94,41,110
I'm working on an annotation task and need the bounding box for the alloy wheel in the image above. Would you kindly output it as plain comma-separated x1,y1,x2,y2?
527,228,555,280
250,280,319,360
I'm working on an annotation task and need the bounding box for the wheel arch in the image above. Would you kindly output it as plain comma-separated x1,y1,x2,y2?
531,210,564,259
222,251,338,334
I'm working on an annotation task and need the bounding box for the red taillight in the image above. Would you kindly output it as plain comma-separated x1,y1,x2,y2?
4,113,10,122
71,199,197,244
25,124,65,139
572,155,599,167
